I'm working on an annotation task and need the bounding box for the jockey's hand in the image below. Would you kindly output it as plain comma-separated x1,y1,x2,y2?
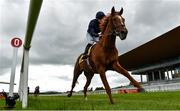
99,34,103,40
99,33,102,37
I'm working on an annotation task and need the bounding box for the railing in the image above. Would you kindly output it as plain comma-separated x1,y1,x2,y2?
144,82,180,92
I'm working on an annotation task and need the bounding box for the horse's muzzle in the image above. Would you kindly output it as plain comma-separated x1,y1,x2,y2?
119,30,128,40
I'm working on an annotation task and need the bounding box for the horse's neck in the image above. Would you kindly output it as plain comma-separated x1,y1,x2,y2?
101,21,116,49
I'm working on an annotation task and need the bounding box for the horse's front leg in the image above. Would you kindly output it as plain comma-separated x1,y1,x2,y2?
112,61,145,92
98,66,114,104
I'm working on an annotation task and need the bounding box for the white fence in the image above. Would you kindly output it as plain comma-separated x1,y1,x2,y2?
90,82,180,94
144,82,180,92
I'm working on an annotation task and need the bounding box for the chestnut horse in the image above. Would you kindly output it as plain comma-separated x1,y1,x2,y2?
68,7,144,104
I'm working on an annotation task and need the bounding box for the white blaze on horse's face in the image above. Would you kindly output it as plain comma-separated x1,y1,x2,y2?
117,16,124,26
111,7,128,40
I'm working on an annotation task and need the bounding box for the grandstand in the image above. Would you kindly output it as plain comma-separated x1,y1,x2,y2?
118,26,180,91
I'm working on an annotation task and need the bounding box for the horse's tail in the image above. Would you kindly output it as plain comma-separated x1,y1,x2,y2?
68,54,83,97
73,54,83,76
74,54,91,84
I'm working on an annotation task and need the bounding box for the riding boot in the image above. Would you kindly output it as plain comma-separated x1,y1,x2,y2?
82,43,92,59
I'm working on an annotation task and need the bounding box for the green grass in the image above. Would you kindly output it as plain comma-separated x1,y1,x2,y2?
1,91,180,110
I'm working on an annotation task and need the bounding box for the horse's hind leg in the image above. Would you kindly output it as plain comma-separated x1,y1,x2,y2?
83,72,93,100
112,61,145,92
68,63,83,97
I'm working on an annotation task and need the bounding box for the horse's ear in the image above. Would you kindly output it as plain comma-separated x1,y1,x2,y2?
119,7,123,15
111,6,115,15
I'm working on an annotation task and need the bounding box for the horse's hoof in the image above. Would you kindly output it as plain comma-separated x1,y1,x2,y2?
138,88,145,92
110,101,114,104
85,97,88,101
110,100,114,104
67,93,72,97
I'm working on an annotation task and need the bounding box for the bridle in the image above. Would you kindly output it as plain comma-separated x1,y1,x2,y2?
101,14,124,37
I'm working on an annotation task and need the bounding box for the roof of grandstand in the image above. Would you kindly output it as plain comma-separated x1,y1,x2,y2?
118,26,180,71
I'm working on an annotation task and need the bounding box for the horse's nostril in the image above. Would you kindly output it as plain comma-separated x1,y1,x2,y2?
121,30,128,34
121,31,125,34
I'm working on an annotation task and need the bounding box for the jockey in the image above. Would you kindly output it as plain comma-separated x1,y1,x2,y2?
82,11,105,59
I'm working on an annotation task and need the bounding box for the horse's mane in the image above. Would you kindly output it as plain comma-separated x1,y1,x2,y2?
99,13,111,34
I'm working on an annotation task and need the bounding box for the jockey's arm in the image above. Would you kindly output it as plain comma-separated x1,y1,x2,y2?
88,20,99,37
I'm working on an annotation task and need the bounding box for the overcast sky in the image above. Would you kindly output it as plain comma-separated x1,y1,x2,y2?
0,0,180,92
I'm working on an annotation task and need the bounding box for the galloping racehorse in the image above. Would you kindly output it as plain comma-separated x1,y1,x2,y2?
68,7,144,104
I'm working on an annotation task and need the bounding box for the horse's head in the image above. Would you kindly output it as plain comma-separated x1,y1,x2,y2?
110,7,128,40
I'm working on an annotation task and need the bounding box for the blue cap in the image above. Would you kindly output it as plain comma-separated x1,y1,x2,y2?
96,11,105,19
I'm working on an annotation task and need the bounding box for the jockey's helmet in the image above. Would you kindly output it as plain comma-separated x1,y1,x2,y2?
96,11,105,19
